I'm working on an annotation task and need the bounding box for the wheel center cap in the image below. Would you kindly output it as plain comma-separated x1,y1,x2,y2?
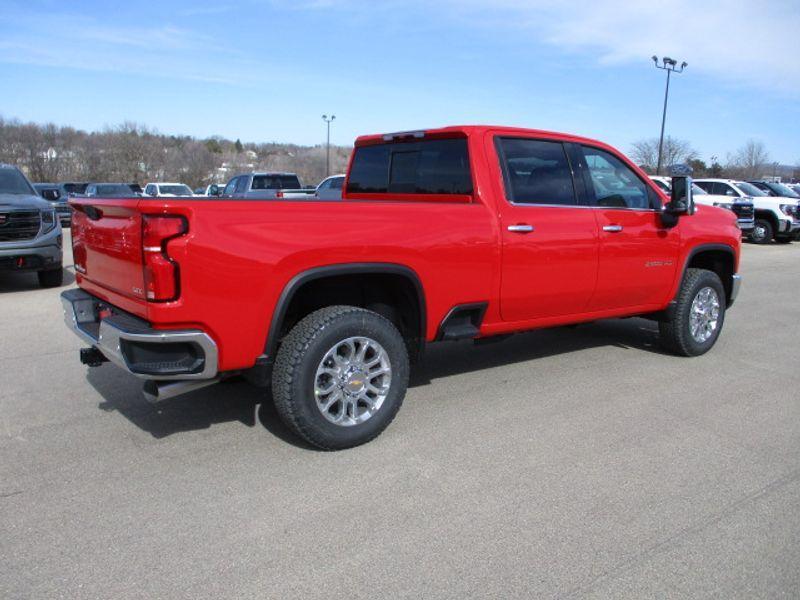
343,370,366,394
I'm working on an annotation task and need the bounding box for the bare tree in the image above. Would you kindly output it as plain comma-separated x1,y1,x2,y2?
726,140,770,179
630,136,698,173
0,115,352,188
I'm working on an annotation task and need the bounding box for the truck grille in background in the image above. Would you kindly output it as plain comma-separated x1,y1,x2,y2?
731,204,754,220
0,210,41,242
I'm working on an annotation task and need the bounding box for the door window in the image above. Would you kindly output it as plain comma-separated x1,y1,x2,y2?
235,177,248,193
496,138,577,205
582,146,651,209
223,178,238,196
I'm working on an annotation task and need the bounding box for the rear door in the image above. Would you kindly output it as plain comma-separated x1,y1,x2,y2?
578,144,679,311
494,136,599,321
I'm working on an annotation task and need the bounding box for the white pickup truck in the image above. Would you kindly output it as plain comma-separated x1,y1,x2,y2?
650,176,755,235
694,179,800,244
221,172,315,200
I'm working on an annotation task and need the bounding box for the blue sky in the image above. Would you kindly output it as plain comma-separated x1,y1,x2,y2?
1,0,799,163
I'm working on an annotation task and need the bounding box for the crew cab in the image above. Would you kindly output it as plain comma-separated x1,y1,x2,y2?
694,178,800,244
62,126,742,449
222,172,315,199
649,176,754,234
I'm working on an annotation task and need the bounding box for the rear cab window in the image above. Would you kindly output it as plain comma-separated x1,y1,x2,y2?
252,175,302,190
346,137,473,200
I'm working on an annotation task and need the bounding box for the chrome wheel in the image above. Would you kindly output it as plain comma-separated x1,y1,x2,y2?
314,336,392,427
689,286,720,343
752,224,767,242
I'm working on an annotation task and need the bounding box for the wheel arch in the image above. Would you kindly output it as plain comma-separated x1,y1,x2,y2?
263,263,427,363
680,244,737,307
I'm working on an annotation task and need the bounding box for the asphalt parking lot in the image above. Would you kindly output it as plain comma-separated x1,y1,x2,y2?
1,233,799,599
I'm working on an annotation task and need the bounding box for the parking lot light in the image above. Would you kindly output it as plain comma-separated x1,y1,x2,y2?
652,56,688,175
322,114,336,177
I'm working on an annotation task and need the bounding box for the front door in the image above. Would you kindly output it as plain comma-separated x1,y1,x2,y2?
578,145,680,311
494,136,599,322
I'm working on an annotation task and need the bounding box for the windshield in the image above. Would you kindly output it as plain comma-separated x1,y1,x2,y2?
96,184,136,196
735,181,767,196
736,181,768,196
159,185,193,196
768,183,799,198
0,168,36,195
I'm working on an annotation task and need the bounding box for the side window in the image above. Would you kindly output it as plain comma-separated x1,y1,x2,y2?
582,146,650,209
223,178,238,196
496,138,577,205
721,184,738,197
330,177,344,190
317,179,331,190
694,181,712,193
235,176,248,193
347,138,472,195
145,185,155,196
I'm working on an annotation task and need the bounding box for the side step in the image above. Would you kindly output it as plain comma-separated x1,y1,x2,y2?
142,378,220,403
437,302,488,341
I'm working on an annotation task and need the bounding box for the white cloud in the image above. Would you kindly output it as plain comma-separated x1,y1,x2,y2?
456,0,800,94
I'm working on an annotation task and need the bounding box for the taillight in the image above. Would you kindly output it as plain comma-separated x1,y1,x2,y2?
142,215,187,302
276,190,284,198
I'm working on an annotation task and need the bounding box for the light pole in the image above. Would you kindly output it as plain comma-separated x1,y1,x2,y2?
322,114,336,177
652,56,687,175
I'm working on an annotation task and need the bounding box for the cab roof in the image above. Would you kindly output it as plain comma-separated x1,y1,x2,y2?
354,125,609,148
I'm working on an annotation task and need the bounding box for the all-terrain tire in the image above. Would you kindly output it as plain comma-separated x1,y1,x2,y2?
659,268,726,357
749,219,773,244
271,306,409,450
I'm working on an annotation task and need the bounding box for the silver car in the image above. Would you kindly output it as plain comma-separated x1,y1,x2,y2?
315,175,345,200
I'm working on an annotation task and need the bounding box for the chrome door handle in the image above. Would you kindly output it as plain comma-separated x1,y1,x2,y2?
602,225,623,233
507,224,534,233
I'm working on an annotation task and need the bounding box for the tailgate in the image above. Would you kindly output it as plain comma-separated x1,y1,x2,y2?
70,198,146,304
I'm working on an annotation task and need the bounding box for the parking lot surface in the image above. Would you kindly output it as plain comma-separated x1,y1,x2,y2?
1,234,799,599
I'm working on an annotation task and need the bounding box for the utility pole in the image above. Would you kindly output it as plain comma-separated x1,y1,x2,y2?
322,114,336,177
652,56,687,175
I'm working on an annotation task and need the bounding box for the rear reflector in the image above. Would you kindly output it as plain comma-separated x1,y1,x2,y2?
142,215,187,302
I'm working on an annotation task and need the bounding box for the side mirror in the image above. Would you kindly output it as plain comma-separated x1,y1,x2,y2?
660,165,695,228
666,176,694,215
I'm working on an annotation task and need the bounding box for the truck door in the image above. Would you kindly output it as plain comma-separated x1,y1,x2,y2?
577,144,680,311
494,136,599,322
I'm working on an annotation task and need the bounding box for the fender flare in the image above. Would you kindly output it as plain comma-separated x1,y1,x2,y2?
262,262,427,360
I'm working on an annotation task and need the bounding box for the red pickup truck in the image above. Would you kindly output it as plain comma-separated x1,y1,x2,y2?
63,125,742,449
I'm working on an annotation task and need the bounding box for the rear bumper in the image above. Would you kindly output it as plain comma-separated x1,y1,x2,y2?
61,288,218,380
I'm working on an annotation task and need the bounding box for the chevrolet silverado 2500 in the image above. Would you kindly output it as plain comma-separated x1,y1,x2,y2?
62,126,742,449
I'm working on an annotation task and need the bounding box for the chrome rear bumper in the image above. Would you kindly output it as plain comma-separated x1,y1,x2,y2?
61,288,218,380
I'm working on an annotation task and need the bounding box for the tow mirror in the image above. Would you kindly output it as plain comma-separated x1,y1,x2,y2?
661,164,695,227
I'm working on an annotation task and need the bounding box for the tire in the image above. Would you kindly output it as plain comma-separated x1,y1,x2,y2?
749,219,773,244
272,306,410,450
659,268,726,357
37,267,63,288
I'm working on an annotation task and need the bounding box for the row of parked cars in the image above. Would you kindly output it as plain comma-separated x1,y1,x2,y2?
649,176,800,244
30,173,348,227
